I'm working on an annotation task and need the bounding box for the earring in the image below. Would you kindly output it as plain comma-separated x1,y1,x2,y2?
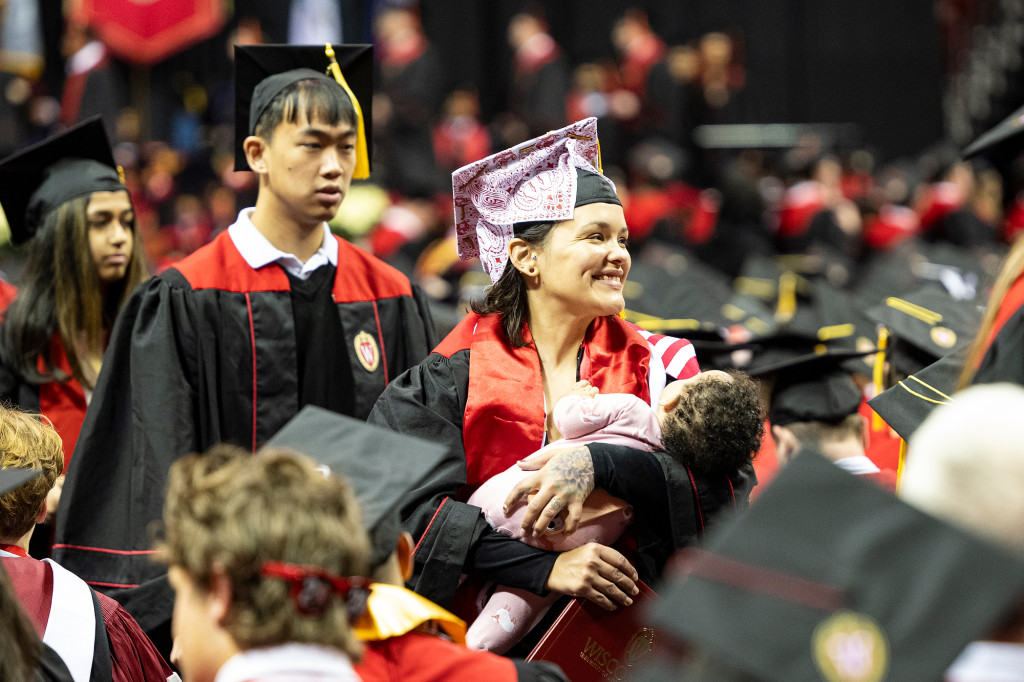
531,255,537,260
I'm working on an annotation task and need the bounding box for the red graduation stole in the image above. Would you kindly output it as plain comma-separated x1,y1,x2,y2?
981,273,1024,364
461,314,650,494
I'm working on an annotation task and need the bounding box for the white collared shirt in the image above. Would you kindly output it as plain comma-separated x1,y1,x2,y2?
833,455,881,475
946,641,1024,681
227,208,338,280
215,643,359,682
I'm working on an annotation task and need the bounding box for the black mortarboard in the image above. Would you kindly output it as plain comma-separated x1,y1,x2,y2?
264,406,448,568
622,244,733,351
761,351,867,426
962,102,1024,158
734,254,813,308
648,453,1024,682
0,116,123,244
866,346,965,442
0,467,41,496
233,43,373,175
866,286,982,378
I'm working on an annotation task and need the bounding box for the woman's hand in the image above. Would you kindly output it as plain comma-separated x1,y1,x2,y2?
544,542,639,611
503,445,594,537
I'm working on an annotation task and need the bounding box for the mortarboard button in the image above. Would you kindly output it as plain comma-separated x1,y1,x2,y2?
865,286,982,379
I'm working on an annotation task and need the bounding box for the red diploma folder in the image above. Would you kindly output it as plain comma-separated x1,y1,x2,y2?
527,580,659,681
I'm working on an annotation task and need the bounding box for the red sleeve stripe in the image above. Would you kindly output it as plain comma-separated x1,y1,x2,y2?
412,497,450,558
651,335,699,379
85,580,140,589
246,292,258,452
51,544,157,556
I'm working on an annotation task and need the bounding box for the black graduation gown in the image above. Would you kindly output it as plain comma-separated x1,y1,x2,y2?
973,306,1024,385
54,229,435,633
368,337,754,608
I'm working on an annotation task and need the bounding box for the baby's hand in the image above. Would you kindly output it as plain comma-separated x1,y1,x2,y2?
570,380,598,399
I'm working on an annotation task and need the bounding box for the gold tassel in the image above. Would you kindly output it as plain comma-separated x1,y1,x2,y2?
871,327,890,431
324,43,369,180
774,271,796,323
895,438,907,492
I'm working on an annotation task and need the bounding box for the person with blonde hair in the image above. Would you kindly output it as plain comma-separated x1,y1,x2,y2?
959,233,1024,387
161,443,372,682
0,406,174,681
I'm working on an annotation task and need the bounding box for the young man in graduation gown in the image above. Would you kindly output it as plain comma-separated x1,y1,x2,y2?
266,406,569,682
769,353,897,491
53,45,435,640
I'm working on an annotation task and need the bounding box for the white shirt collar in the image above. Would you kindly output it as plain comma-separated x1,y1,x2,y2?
227,208,338,280
833,455,881,475
215,644,359,682
945,641,1024,682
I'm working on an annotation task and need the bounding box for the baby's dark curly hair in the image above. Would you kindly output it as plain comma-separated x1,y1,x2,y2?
660,370,765,477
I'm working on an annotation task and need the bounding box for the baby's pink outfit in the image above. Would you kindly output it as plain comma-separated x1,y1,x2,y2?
464,392,661,653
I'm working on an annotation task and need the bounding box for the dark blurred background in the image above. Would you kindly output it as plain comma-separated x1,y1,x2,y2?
0,0,1020,317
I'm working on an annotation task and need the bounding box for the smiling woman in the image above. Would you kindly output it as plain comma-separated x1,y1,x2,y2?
368,119,734,650
0,118,148,481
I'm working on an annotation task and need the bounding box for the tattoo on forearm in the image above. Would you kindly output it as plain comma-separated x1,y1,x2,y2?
550,446,595,499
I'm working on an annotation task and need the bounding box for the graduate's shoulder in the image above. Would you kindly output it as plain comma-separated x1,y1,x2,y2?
430,312,482,359
333,235,415,303
162,231,290,293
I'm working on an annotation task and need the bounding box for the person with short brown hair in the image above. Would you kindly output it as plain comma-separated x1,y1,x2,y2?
161,444,371,682
0,406,174,681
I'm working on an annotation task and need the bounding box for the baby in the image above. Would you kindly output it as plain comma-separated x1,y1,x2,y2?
466,369,756,653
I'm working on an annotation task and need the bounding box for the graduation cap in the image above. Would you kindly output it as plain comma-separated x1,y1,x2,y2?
742,280,879,380
647,453,1024,682
451,117,610,284
866,346,965,442
233,43,373,176
0,116,124,245
865,286,982,379
755,350,869,426
263,405,448,568
962,102,1024,158
0,467,41,496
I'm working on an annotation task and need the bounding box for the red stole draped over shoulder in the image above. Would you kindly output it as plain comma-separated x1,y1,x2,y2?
37,336,87,472
461,314,650,494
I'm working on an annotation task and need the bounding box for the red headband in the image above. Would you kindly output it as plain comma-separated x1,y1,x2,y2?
261,561,371,619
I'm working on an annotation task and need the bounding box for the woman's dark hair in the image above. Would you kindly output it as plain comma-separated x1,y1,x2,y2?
0,564,41,682
253,78,356,142
470,221,554,347
0,194,148,388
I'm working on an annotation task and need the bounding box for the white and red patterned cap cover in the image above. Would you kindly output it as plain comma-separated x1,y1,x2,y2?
451,117,618,284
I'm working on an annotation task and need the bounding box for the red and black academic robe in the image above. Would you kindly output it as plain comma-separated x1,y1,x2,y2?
358,632,567,682
353,581,567,681
972,273,1024,385
53,229,435,635
2,554,174,681
368,312,752,609
0,336,89,470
